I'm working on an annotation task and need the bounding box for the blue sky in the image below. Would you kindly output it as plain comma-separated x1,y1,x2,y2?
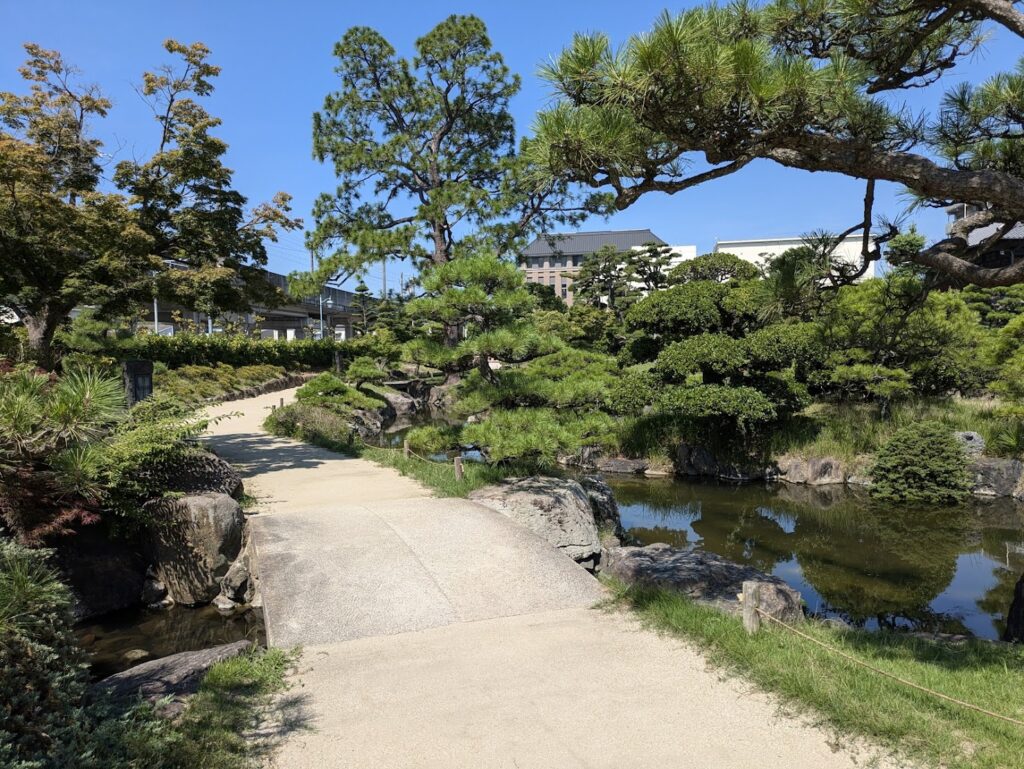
3,1,1019,292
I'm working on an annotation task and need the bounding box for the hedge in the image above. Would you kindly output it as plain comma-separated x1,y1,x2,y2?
110,334,352,369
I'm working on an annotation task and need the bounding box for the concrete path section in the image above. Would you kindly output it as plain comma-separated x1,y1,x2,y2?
202,387,885,769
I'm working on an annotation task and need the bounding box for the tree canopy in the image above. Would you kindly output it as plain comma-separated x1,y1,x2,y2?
531,0,1024,286
300,15,605,296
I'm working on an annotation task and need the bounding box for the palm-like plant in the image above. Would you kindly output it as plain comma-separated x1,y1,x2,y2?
0,366,125,543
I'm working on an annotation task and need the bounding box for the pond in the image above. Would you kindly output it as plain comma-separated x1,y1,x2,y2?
76,605,266,679
608,476,1024,640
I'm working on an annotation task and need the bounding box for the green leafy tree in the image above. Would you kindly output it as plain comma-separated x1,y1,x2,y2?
0,45,156,368
624,243,674,294
351,279,376,335
533,1,1024,286
114,40,301,323
406,253,538,381
670,252,760,284
300,15,600,328
571,244,628,314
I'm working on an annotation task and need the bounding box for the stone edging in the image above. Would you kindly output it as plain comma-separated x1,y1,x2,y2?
202,371,319,405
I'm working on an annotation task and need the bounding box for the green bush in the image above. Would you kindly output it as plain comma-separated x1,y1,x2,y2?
264,402,355,449
870,421,971,504
605,367,659,416
112,333,349,369
406,424,463,454
668,252,760,284
655,384,777,430
295,372,382,412
655,334,747,384
743,322,822,372
0,541,91,769
462,408,618,467
624,281,728,341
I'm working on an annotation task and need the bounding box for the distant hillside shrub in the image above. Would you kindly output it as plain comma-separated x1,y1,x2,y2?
870,421,971,505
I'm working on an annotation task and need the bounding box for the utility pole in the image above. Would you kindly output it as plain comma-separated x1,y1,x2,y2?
382,256,387,299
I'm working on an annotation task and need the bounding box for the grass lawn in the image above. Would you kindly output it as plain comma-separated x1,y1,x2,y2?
609,581,1024,769
765,398,1016,462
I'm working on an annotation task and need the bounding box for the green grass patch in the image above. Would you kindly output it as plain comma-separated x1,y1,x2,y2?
766,398,1013,462
93,647,294,769
154,363,288,403
609,581,1024,769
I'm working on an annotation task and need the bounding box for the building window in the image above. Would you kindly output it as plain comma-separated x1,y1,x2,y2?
561,284,568,299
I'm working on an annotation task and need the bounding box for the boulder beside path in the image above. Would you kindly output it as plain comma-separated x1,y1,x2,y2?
605,542,803,624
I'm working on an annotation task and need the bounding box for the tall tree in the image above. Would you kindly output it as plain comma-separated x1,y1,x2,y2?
571,244,628,315
298,16,603,307
0,45,155,367
532,0,1024,286
114,40,301,323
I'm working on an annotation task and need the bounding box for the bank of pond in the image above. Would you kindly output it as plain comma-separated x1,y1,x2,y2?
79,469,1023,678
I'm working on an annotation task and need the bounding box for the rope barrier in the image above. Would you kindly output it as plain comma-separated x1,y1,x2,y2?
753,607,1024,728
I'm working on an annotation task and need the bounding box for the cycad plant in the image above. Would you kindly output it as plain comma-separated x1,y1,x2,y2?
0,366,125,543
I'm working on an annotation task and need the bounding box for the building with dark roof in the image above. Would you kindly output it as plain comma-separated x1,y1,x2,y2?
520,229,693,305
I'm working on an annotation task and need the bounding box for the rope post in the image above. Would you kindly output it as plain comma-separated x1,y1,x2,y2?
403,439,411,459
279,396,284,408
742,580,762,635
453,456,464,482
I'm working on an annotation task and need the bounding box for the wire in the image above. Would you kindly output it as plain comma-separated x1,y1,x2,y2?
753,608,1024,728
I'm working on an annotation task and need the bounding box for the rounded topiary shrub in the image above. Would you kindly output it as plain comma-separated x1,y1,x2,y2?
870,421,971,505
0,542,90,768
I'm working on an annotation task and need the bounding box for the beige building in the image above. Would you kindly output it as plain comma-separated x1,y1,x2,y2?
520,229,696,306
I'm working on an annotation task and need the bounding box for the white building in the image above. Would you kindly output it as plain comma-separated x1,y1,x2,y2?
713,235,877,279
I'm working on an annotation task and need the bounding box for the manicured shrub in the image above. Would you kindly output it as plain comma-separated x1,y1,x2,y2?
668,252,760,284
654,384,777,429
295,372,382,412
743,322,822,371
345,356,388,388
870,421,971,505
0,541,90,769
624,281,728,340
655,334,747,384
605,367,659,416
462,408,618,466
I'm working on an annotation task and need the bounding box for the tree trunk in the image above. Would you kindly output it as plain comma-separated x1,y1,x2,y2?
22,305,66,371
1004,572,1024,643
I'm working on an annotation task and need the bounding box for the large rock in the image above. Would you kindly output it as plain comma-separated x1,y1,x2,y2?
954,431,986,458
92,640,252,715
675,443,765,481
604,542,803,623
773,455,846,486
143,493,245,605
594,456,649,475
379,388,419,419
968,457,1024,497
136,450,244,500
469,477,601,569
579,475,623,536
55,527,146,621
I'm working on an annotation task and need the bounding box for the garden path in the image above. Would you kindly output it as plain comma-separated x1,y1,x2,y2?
202,388,883,769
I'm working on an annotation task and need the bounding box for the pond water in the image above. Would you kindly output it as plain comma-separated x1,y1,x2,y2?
608,476,1024,640
76,605,266,679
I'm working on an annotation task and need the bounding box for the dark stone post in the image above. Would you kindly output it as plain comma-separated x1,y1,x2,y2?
123,359,154,407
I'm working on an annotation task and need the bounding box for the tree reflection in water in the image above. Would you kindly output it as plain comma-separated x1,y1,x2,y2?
610,477,1024,639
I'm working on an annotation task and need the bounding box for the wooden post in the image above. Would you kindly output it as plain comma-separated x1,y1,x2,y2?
742,580,761,635
279,396,285,408
403,439,411,459
454,456,464,482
